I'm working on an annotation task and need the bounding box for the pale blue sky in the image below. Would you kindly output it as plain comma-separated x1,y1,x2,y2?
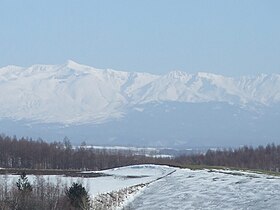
0,0,279,76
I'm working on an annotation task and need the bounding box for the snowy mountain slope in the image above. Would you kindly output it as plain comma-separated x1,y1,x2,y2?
0,61,158,124
3,101,279,147
0,60,280,125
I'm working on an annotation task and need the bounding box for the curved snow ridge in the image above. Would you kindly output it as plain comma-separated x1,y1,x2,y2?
89,164,177,209
86,164,175,178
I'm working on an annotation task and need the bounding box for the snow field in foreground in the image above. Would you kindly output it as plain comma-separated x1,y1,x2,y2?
2,165,280,209
124,168,280,210
0,164,175,197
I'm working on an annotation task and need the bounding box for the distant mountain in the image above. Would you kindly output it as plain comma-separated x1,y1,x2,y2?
0,61,280,147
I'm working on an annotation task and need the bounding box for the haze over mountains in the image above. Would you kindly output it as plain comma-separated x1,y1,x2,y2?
0,61,280,148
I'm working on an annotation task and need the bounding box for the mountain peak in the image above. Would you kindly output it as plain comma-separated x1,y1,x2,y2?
63,60,97,73
65,60,81,68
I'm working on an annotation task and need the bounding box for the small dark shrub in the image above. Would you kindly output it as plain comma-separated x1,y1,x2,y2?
16,172,32,192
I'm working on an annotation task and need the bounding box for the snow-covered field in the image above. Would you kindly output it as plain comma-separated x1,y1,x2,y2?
0,165,173,197
82,164,174,196
124,167,280,210
2,165,280,209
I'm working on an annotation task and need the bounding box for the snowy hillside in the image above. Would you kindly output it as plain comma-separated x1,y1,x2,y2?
1,60,280,124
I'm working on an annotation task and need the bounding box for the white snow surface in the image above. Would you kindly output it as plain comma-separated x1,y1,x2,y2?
0,164,174,198
1,61,280,124
2,165,280,209
124,168,280,210
86,164,173,178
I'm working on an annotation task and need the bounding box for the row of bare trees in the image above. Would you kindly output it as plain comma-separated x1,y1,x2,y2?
175,144,280,171
0,135,169,170
1,134,280,172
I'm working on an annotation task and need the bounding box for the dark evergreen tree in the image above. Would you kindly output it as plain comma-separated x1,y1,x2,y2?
65,182,90,209
16,172,32,192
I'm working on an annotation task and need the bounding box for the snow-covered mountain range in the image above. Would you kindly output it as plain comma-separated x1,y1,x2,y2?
0,61,280,147
0,60,279,124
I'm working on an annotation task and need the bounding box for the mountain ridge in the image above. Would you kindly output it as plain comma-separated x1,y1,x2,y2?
0,61,280,125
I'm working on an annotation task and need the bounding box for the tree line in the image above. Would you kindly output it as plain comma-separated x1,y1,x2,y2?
175,144,280,172
1,134,280,172
0,135,170,170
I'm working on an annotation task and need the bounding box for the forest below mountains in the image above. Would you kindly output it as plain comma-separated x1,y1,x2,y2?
0,134,279,172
